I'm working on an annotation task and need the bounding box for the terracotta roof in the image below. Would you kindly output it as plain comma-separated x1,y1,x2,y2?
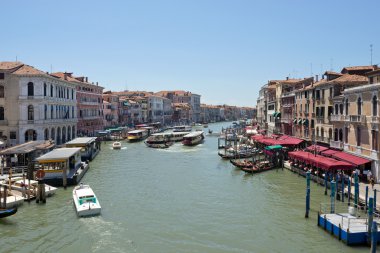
324,71,343,76
327,74,368,86
367,69,380,76
341,65,375,72
50,72,78,82
0,61,24,71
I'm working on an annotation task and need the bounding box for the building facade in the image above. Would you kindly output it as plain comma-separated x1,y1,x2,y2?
0,62,77,146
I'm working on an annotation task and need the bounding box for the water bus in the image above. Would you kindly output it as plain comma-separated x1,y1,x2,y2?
127,129,149,142
182,131,204,146
173,125,192,132
65,137,100,161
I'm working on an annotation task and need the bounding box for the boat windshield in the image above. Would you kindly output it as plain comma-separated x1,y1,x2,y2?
79,196,96,204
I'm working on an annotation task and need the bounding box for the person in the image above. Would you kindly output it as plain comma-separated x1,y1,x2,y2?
367,170,373,182
370,176,375,189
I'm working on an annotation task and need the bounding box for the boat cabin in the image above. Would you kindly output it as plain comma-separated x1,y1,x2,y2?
65,137,100,161
173,125,192,132
127,129,148,141
36,148,88,186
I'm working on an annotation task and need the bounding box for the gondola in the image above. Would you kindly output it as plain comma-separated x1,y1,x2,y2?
230,159,253,168
0,207,17,218
218,152,253,159
241,162,275,174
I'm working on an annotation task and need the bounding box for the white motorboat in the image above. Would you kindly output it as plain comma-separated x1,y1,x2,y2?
73,184,101,217
112,141,122,149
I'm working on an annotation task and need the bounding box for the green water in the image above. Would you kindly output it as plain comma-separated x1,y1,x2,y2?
0,122,375,252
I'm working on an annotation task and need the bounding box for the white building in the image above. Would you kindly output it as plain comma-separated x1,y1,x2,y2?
0,62,78,146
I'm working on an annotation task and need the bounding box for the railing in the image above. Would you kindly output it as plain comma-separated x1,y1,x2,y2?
330,140,343,149
281,92,295,98
350,115,366,123
367,116,380,124
316,136,329,143
330,114,345,122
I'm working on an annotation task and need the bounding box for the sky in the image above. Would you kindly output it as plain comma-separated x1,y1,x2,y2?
1,0,379,107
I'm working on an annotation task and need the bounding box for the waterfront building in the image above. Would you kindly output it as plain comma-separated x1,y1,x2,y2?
256,84,268,130
51,73,104,137
0,62,77,146
330,67,380,181
102,92,120,127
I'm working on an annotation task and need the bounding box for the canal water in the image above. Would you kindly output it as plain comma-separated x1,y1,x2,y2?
0,122,376,252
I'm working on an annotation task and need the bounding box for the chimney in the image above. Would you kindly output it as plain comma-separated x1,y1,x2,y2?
85,77,88,82
64,73,67,80
96,82,98,86
286,77,289,80
315,75,318,82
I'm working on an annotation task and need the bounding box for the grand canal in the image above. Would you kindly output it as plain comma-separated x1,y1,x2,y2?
0,122,376,252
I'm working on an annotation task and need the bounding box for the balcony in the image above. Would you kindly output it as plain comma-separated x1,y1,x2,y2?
330,140,343,149
350,115,366,124
316,136,329,143
281,92,295,98
316,116,324,124
367,116,380,124
330,114,345,122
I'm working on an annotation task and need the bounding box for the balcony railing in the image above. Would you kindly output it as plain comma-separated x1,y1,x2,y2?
329,114,346,122
350,115,366,123
316,136,329,143
367,116,380,124
330,140,343,149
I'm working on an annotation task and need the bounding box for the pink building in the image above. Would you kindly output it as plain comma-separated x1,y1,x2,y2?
51,72,104,136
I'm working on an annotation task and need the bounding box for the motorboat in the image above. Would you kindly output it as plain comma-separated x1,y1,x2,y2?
182,131,204,146
112,141,122,149
73,184,101,217
145,133,173,148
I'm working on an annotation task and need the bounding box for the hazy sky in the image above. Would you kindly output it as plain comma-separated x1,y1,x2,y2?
1,0,379,106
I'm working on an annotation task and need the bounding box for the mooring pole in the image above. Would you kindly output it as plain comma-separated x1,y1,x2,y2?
374,189,377,211
366,186,369,210
348,179,351,206
341,176,345,202
368,197,374,245
354,172,359,209
370,221,378,253
324,172,328,195
330,180,336,214
305,170,311,218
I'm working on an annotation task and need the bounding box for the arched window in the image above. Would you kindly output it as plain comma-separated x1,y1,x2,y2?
373,96,378,116
334,128,338,141
67,88,69,99
50,84,53,97
44,105,47,120
72,89,74,100
44,128,49,140
339,104,343,115
0,107,4,120
72,107,74,118
357,97,362,115
44,83,47,96
335,104,339,115
72,125,76,139
321,127,324,139
339,128,343,142
27,82,34,96
328,128,332,140
27,105,34,120
344,127,349,143
51,105,54,119
345,99,349,116
51,128,55,141
316,127,319,137
0,85,4,98
357,127,361,146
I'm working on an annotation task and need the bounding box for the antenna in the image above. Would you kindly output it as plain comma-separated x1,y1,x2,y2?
310,63,313,76
16,56,18,62
50,64,53,73
330,58,334,71
370,44,373,65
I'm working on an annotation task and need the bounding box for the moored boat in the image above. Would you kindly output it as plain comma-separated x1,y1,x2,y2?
72,183,101,217
127,129,149,142
112,141,122,149
230,159,253,168
145,133,173,148
241,161,275,174
0,207,17,218
182,131,204,146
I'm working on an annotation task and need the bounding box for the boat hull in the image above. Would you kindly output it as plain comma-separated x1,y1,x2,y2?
0,207,17,218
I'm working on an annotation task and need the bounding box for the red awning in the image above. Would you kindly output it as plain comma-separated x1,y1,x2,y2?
271,134,280,139
321,149,340,157
251,135,265,141
331,152,371,166
288,151,354,171
277,135,304,145
305,145,329,153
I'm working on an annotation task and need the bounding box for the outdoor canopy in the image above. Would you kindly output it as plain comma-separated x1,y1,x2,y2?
331,151,371,166
265,145,283,151
305,145,329,153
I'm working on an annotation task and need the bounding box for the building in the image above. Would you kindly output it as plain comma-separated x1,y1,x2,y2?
102,92,119,127
51,73,104,137
0,62,78,146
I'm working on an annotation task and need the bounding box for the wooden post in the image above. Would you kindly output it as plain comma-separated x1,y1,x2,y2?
330,180,336,214
305,170,311,218
374,189,377,211
62,162,67,189
368,197,374,245
341,177,345,202
370,221,377,253
348,178,351,206
3,185,7,208
354,172,359,208
324,172,328,195
366,186,369,210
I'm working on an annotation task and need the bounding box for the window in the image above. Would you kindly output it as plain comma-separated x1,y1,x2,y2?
44,105,47,120
344,127,349,143
51,105,54,119
10,131,16,139
50,85,53,97
345,99,349,116
339,104,343,115
27,105,34,120
27,82,34,96
0,85,4,98
44,83,47,96
335,104,339,115
72,89,74,100
372,130,379,151
357,97,362,115
357,127,361,146
0,73,4,79
373,96,378,116
0,107,4,120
